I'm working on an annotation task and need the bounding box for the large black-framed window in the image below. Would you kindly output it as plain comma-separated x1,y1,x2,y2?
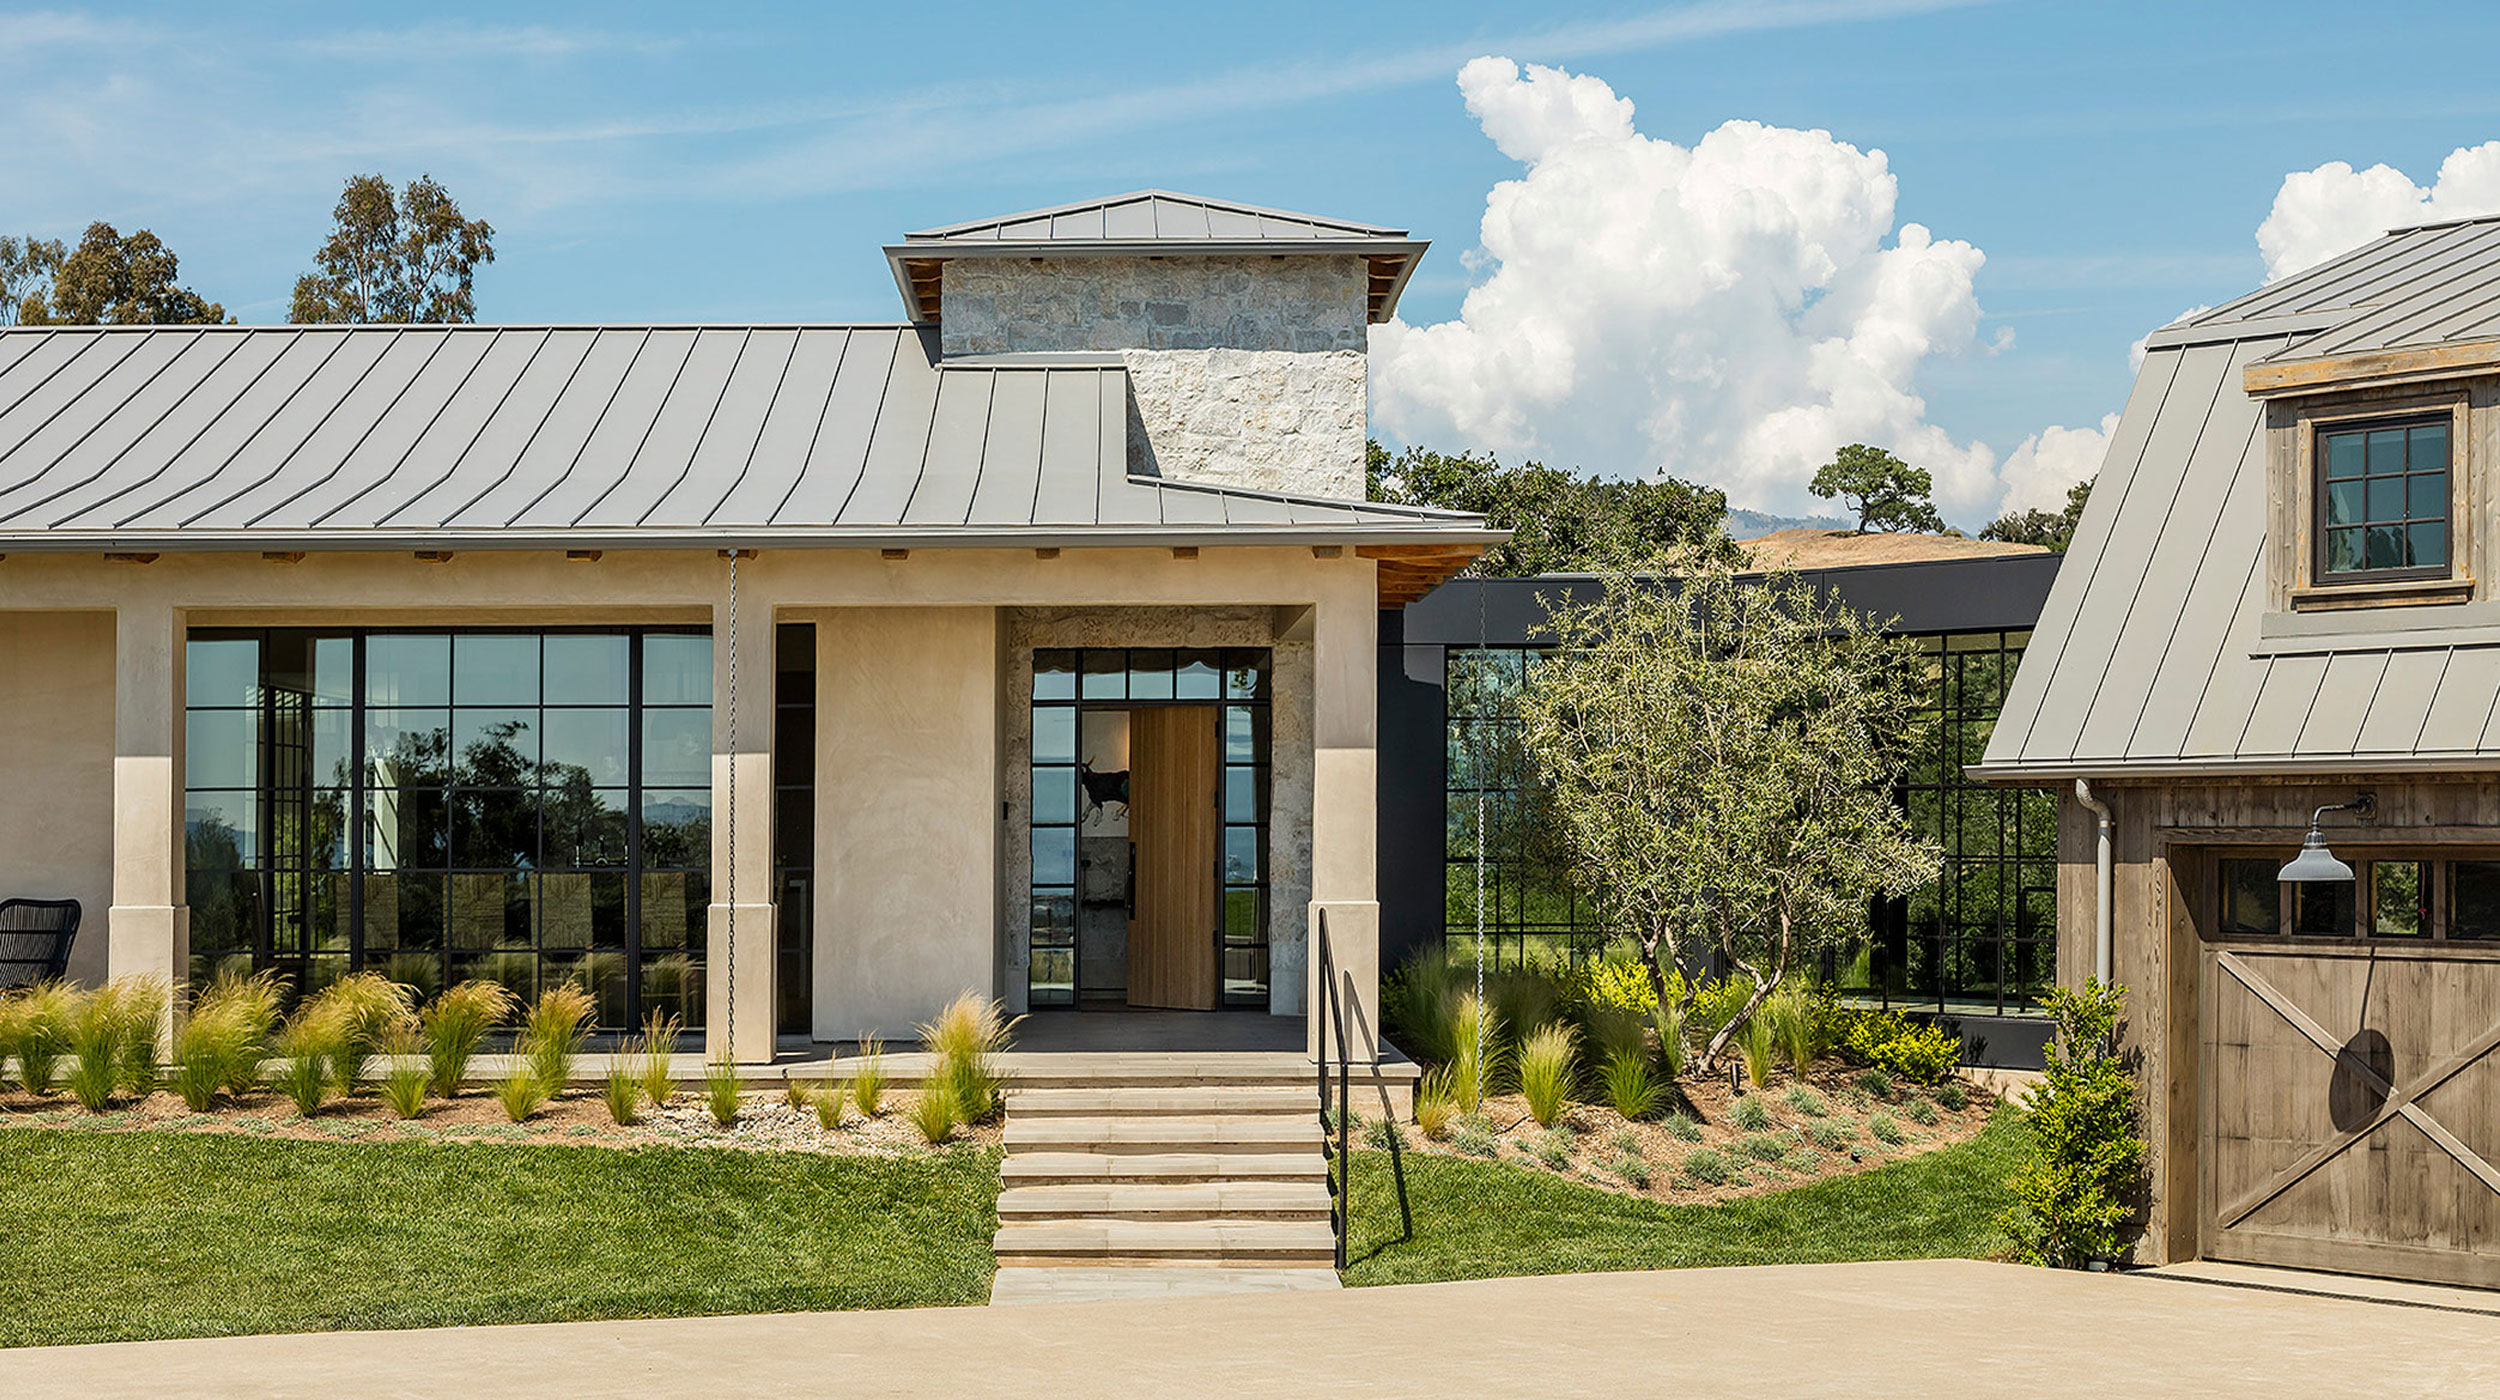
1028,647,1272,1010
184,626,711,1031
2317,415,2450,582
1438,630,2056,1017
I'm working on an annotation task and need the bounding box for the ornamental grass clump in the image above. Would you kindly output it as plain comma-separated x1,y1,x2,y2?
1904,1097,1940,1125
1735,1010,1776,1091
271,1002,352,1117
306,972,416,1094
1448,992,1503,1113
634,1011,680,1107
377,1031,430,1120
1517,1022,1578,1129
783,1078,814,1112
813,1081,845,1131
172,972,279,1111
1782,1085,1829,1119
1728,1093,1771,1131
1663,1111,1703,1143
1869,1111,1905,1145
68,978,168,1110
1764,981,1825,1082
1414,1068,1458,1140
421,980,516,1098
704,1058,742,1128
602,1062,641,1126
495,1066,546,1122
850,1037,888,1118
918,992,1015,1124
1682,1147,1734,1185
1,982,75,1095
1811,1118,1859,1152
1600,1047,1666,1122
1933,1080,1969,1112
907,1083,959,1144
520,984,596,1096
1736,1133,1787,1163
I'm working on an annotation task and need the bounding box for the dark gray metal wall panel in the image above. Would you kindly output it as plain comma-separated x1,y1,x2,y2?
1375,615,1449,973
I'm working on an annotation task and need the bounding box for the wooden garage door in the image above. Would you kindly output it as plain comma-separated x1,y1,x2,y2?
2203,943,2500,1287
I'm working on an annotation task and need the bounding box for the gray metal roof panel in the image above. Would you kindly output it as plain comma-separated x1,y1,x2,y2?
908,190,1406,243
0,324,1495,551
2353,647,2447,755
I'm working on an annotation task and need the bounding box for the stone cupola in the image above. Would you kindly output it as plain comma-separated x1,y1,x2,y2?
885,191,1427,501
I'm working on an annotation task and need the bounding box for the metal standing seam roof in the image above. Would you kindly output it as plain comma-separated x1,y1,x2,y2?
1979,216,2500,779
882,189,1430,325
0,323,1495,554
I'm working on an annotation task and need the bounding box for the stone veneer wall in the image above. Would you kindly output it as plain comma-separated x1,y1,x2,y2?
939,255,1368,500
999,606,1314,1019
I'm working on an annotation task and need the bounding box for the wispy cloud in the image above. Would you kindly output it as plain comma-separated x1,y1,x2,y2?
0,9,164,53
294,22,693,62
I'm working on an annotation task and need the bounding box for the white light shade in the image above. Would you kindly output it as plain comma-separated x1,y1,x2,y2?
2280,831,2355,883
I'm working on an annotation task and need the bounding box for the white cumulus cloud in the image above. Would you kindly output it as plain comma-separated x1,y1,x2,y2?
1995,414,2118,516
1373,56,2022,521
2257,142,2500,282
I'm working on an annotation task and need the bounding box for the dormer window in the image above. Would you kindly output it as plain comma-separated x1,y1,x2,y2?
2318,415,2449,582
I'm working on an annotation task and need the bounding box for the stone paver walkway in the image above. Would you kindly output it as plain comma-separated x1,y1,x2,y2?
12,1260,2497,1399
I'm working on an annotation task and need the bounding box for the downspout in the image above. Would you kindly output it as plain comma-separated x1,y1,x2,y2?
2075,778,2114,985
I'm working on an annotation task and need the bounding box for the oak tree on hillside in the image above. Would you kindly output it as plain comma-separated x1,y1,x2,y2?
1367,441,1739,576
16,223,228,325
1981,478,2094,552
291,174,495,324
1809,443,1946,534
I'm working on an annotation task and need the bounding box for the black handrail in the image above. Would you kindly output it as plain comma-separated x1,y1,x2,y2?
1316,909,1410,1270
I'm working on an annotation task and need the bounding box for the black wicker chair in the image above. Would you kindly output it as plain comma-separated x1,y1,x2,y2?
0,899,81,990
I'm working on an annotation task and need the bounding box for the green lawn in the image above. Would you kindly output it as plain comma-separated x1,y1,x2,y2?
1343,1107,2031,1287
0,1128,1000,1349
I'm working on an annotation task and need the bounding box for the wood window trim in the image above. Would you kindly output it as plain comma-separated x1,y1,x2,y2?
2197,844,2500,946
2286,388,2473,609
2290,400,2470,602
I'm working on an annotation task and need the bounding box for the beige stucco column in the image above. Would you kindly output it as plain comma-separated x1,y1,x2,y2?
1307,564,1380,1060
706,560,776,1063
109,600,185,1000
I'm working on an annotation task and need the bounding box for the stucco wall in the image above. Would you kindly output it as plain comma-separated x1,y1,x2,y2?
940,255,1369,500
0,610,114,985
810,606,1003,1042
1000,606,1314,1019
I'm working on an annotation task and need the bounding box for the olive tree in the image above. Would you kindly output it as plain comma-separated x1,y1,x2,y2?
1514,551,1936,1069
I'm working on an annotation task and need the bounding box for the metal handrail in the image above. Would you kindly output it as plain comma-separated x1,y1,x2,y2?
1316,909,1409,1270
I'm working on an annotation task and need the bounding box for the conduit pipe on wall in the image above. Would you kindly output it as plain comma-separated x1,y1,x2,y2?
2075,778,2114,985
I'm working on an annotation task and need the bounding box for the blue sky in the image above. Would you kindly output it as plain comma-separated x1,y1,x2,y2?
7,1,2500,521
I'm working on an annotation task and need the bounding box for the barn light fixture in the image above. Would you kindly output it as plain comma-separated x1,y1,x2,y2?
2280,794,2376,883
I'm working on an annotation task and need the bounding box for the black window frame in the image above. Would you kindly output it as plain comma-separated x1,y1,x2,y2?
2313,412,2454,585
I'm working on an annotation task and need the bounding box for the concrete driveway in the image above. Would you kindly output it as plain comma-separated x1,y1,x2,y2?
10,1259,2495,1399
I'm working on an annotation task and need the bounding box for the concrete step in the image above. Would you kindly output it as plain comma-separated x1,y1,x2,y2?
1000,1152,1332,1187
1004,1086,1319,1118
997,1181,1333,1223
1004,1117,1322,1156
992,1219,1338,1268
989,1266,1342,1305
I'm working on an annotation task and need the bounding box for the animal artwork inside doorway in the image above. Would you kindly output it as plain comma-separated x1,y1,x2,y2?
1080,758,1129,822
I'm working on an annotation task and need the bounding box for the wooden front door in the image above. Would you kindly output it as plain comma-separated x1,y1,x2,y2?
2203,942,2500,1288
1126,705,1219,1010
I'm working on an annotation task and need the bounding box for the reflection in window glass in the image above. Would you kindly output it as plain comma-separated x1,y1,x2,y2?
2452,862,2500,940
544,634,631,706
2371,860,2428,937
2218,858,2282,935
2294,879,2355,937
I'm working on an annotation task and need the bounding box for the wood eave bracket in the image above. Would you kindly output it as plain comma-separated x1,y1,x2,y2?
2245,338,2500,396
1357,542,1489,608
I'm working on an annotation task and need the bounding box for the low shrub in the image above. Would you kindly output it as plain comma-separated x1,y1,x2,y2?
1611,1153,1651,1189
1518,1022,1578,1128
1682,1147,1734,1185
1810,1118,1858,1152
1728,1094,1771,1131
1365,1115,1405,1152
1869,1112,1905,1145
1572,955,1659,1018
851,1038,889,1119
1735,1133,1786,1162
1533,1127,1576,1170
602,1062,641,1126
1782,1147,1822,1174
1684,975,1759,1049
1903,1097,1940,1125
1783,1085,1829,1118
2004,979,2145,1269
1934,1080,1970,1113
377,1031,430,1120
495,1067,547,1122
520,984,596,1096
1856,1068,1898,1101
1450,1114,1499,1158
703,1059,742,1128
1606,1127,1642,1157
907,1084,959,1144
1663,1111,1702,1143
421,980,517,1098
1599,1048,1666,1121
1842,1009,1962,1084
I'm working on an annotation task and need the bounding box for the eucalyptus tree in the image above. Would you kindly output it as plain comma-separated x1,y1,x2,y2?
16,223,227,325
1514,549,1936,1070
291,173,495,324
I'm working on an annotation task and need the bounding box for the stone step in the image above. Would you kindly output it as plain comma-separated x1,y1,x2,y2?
1004,1117,1323,1155
989,1266,1343,1305
997,1180,1334,1223
1000,1152,1332,1187
1004,1086,1319,1118
992,1219,1338,1267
